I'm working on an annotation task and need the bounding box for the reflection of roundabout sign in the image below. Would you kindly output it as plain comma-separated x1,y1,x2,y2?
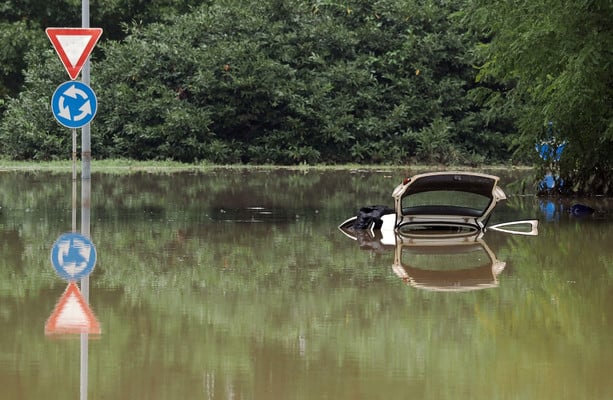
51,81,97,128
50,232,97,281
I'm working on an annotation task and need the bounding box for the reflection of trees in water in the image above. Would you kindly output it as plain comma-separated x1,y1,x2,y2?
0,228,25,268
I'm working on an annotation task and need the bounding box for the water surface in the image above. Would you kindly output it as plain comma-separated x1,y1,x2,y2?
0,168,611,400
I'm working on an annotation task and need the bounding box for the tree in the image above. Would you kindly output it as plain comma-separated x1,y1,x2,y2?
465,0,613,194
0,0,207,99
1,0,514,165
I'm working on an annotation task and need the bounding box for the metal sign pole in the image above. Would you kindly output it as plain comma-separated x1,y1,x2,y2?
81,0,91,298
80,2,91,400
72,128,78,232
46,7,101,400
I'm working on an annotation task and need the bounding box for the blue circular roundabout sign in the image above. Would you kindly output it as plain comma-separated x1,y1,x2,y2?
51,80,97,129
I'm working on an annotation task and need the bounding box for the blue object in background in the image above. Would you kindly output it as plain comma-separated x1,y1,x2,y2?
539,199,564,222
540,200,556,221
569,203,595,217
536,141,566,161
536,122,567,192
538,173,564,192
539,173,556,190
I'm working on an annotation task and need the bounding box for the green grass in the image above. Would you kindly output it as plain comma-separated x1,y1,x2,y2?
0,158,531,173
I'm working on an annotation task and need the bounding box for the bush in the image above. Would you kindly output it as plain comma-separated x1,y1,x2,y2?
1,0,512,165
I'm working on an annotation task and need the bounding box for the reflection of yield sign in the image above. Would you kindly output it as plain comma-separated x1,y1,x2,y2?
46,28,103,80
51,81,97,129
45,282,101,335
50,232,97,281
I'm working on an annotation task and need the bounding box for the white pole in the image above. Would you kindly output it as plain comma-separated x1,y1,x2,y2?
72,128,77,232
80,2,91,400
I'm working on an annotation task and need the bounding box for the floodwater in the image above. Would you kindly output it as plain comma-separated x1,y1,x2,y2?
0,168,611,400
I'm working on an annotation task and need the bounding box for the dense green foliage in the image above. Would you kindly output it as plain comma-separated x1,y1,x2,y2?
0,0,203,98
0,0,510,166
464,0,613,194
0,0,611,193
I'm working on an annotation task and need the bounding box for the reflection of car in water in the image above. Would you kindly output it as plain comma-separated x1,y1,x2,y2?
391,233,506,292
340,226,506,292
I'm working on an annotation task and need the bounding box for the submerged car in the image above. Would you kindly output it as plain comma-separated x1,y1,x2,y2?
340,171,537,239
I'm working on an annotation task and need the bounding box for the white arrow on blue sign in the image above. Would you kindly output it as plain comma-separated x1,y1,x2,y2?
51,80,97,129
50,232,97,281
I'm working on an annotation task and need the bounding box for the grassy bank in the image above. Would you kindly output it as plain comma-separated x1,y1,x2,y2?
0,159,531,173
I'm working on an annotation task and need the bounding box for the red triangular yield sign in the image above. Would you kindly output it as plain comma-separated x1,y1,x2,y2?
45,281,101,336
46,27,103,80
